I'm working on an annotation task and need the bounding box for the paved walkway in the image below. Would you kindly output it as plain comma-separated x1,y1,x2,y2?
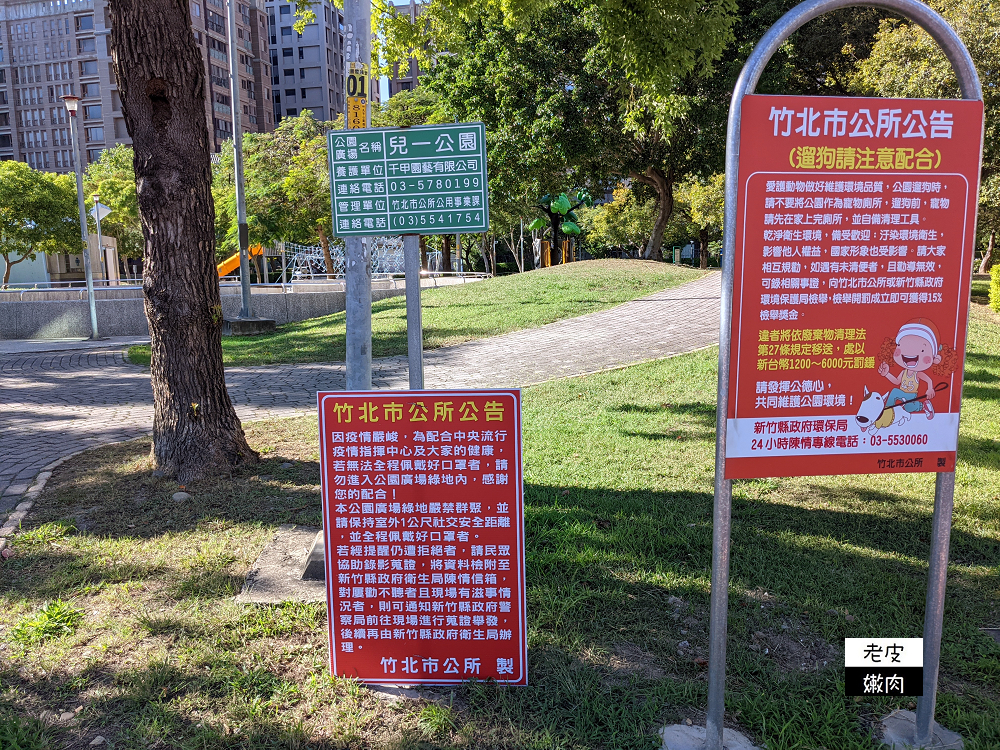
0,272,721,513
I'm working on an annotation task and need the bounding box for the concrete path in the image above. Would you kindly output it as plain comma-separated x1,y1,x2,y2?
0,272,721,514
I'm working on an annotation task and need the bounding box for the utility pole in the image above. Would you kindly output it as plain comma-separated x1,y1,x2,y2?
227,0,252,319
344,0,373,389
62,95,98,339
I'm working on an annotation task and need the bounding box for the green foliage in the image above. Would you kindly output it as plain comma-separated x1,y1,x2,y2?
213,110,340,256
376,0,735,102
0,713,56,750
10,600,84,645
12,521,76,546
675,173,725,262
853,0,1000,196
990,264,1000,313
84,144,143,258
371,87,450,127
576,186,657,257
417,703,458,737
0,161,80,287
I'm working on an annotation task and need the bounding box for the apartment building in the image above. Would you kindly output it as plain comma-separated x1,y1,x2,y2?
265,0,359,124
0,0,273,175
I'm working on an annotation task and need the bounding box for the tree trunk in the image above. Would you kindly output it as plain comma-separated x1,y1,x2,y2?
419,235,427,270
108,0,257,482
442,234,453,272
1,252,29,288
979,229,995,274
699,228,709,269
632,167,672,262
317,224,335,276
549,212,561,266
479,234,491,274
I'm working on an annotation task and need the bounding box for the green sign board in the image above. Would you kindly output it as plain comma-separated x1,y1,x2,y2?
328,122,489,237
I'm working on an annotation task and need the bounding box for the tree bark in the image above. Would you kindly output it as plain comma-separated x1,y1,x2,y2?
631,166,672,262
317,224,335,276
1,252,28,288
108,0,257,481
699,227,709,269
979,229,995,274
442,234,453,272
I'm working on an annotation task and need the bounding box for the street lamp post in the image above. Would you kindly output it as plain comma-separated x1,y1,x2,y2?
62,94,98,339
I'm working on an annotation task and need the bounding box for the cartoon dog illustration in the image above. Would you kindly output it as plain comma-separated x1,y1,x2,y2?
855,386,909,433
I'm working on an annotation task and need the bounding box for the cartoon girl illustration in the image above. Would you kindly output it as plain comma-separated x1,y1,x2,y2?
876,317,959,419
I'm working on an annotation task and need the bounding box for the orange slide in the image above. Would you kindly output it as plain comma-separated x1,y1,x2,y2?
217,244,264,277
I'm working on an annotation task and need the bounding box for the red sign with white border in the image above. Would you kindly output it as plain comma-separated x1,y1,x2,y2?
318,389,527,685
726,95,983,479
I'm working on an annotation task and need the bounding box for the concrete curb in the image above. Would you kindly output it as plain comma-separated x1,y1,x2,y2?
0,449,84,556
0,411,314,556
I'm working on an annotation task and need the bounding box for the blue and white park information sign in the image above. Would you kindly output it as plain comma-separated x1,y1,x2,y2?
328,122,489,237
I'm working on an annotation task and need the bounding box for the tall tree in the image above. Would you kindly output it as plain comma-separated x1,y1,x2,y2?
675,173,725,269
0,162,80,288
108,0,257,481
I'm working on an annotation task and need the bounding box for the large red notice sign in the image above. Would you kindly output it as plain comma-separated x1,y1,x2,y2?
318,389,527,685
727,95,983,479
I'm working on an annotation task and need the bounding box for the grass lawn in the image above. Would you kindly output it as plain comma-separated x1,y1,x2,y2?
971,279,989,305
126,260,705,367
3,310,998,750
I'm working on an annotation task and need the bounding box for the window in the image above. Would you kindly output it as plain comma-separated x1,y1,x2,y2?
75,15,94,31
284,89,295,99
84,104,101,119
87,148,103,163
77,38,96,54
285,108,296,116
299,68,305,79
279,4,290,14
284,68,293,77
85,126,104,142
282,48,292,57
79,60,97,75
0,135,10,148
0,113,7,126
301,88,308,98
81,82,100,97
191,3,201,17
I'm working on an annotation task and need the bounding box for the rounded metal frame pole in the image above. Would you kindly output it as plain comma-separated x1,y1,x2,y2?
710,2,981,749
227,0,252,319
403,234,424,389
68,112,98,339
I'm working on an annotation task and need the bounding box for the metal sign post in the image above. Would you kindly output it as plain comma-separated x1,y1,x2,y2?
343,0,373,390
697,2,983,750
403,233,424,388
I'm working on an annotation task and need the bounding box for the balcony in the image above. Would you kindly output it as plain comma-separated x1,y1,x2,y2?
207,20,225,34
209,48,227,63
213,102,231,115
212,75,228,87
215,129,232,141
